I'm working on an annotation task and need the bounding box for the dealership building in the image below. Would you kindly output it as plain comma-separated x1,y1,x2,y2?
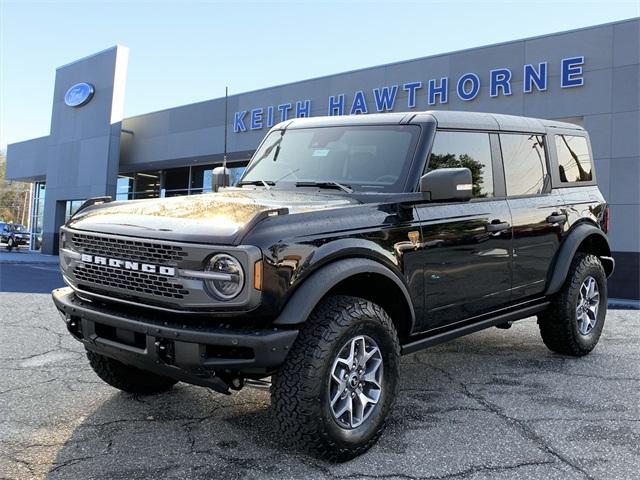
5,18,639,301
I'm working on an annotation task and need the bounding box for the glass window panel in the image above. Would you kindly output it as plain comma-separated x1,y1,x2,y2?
555,135,592,182
133,171,161,199
30,182,45,250
193,163,247,193
229,166,246,186
164,167,190,193
190,164,214,192
65,200,85,222
501,134,548,196
242,126,419,192
427,131,494,198
116,175,134,201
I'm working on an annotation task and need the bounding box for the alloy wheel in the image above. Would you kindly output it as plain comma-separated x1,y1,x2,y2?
576,276,599,335
328,335,383,429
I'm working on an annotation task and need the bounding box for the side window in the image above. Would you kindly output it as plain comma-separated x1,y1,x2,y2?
500,133,549,196
427,131,494,198
555,135,593,183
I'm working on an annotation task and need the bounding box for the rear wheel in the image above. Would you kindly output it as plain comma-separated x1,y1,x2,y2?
538,253,607,356
87,350,178,394
271,295,400,461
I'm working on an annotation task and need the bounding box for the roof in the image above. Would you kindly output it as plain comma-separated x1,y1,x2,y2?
278,110,585,133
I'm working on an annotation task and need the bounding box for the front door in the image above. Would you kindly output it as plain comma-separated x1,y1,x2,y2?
413,130,513,332
414,199,513,331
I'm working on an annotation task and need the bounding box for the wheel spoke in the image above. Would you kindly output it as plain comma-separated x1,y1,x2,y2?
334,395,353,420
362,345,380,364
330,379,347,406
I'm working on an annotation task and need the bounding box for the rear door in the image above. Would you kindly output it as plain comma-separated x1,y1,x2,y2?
499,132,565,300
413,130,513,331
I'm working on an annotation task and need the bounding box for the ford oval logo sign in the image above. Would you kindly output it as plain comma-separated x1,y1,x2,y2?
64,82,95,107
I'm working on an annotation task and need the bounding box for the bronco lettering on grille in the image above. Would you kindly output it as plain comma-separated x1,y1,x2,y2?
80,254,176,277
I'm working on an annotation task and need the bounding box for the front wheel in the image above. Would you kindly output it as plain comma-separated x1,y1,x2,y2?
6,238,14,251
271,295,400,461
538,253,607,356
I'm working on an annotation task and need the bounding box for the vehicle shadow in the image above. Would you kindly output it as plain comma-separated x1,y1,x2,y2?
43,320,628,479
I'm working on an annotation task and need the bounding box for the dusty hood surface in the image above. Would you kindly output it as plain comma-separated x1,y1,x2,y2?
66,188,358,244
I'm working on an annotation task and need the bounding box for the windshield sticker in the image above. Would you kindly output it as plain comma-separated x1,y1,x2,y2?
312,149,330,157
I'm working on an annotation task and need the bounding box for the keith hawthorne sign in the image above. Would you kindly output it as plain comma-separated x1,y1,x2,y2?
233,56,585,133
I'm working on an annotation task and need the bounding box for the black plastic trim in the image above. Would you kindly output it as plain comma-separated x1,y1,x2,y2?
545,223,612,295
273,257,416,330
52,287,298,374
402,302,549,355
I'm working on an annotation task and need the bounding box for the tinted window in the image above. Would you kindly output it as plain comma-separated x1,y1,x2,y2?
501,134,548,196
427,131,493,198
555,135,592,182
242,126,419,192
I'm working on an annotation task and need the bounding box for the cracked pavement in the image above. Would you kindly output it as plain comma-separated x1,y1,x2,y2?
0,293,638,480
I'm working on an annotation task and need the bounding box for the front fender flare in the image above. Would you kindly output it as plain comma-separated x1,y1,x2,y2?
546,223,613,295
273,257,416,329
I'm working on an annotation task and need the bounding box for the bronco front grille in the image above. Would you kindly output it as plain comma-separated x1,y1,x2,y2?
71,233,189,263
74,263,189,299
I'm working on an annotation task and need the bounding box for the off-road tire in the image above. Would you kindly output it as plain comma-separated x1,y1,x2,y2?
538,253,607,356
271,295,400,461
87,350,178,394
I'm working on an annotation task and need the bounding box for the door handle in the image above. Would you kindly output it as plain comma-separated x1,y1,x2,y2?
486,221,510,233
547,213,567,224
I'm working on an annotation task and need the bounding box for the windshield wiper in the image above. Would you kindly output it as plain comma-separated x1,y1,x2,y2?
295,181,353,193
237,180,274,190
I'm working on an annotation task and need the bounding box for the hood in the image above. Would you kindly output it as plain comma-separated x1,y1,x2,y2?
66,188,359,244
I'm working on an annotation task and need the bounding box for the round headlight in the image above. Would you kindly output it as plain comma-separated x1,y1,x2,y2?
205,254,245,300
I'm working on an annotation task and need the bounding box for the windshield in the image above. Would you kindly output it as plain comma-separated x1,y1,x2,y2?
8,224,26,232
241,125,420,192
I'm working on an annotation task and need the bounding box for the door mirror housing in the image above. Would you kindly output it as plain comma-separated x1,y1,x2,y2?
419,168,473,202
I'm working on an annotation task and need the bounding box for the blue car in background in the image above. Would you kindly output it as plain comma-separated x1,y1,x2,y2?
0,222,30,251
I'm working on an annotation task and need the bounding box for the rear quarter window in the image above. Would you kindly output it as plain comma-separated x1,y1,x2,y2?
555,135,593,183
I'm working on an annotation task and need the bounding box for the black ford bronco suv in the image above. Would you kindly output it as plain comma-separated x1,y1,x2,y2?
53,111,614,460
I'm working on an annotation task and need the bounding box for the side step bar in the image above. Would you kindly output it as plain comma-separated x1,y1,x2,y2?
401,302,550,355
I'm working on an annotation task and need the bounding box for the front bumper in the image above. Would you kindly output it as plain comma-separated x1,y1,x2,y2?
52,287,298,392
9,236,28,245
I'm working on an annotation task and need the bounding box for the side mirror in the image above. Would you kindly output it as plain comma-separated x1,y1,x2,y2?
419,168,473,202
212,166,231,192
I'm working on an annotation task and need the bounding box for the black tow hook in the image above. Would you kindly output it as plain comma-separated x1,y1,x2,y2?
155,338,175,365
66,315,83,340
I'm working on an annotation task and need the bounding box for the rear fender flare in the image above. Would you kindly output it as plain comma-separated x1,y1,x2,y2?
546,222,612,295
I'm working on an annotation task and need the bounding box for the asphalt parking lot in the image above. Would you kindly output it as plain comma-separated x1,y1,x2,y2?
0,292,638,480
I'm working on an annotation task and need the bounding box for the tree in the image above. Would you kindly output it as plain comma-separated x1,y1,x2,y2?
427,153,487,197
0,152,31,225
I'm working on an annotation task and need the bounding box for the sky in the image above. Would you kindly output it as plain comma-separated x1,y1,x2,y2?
1,0,639,150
